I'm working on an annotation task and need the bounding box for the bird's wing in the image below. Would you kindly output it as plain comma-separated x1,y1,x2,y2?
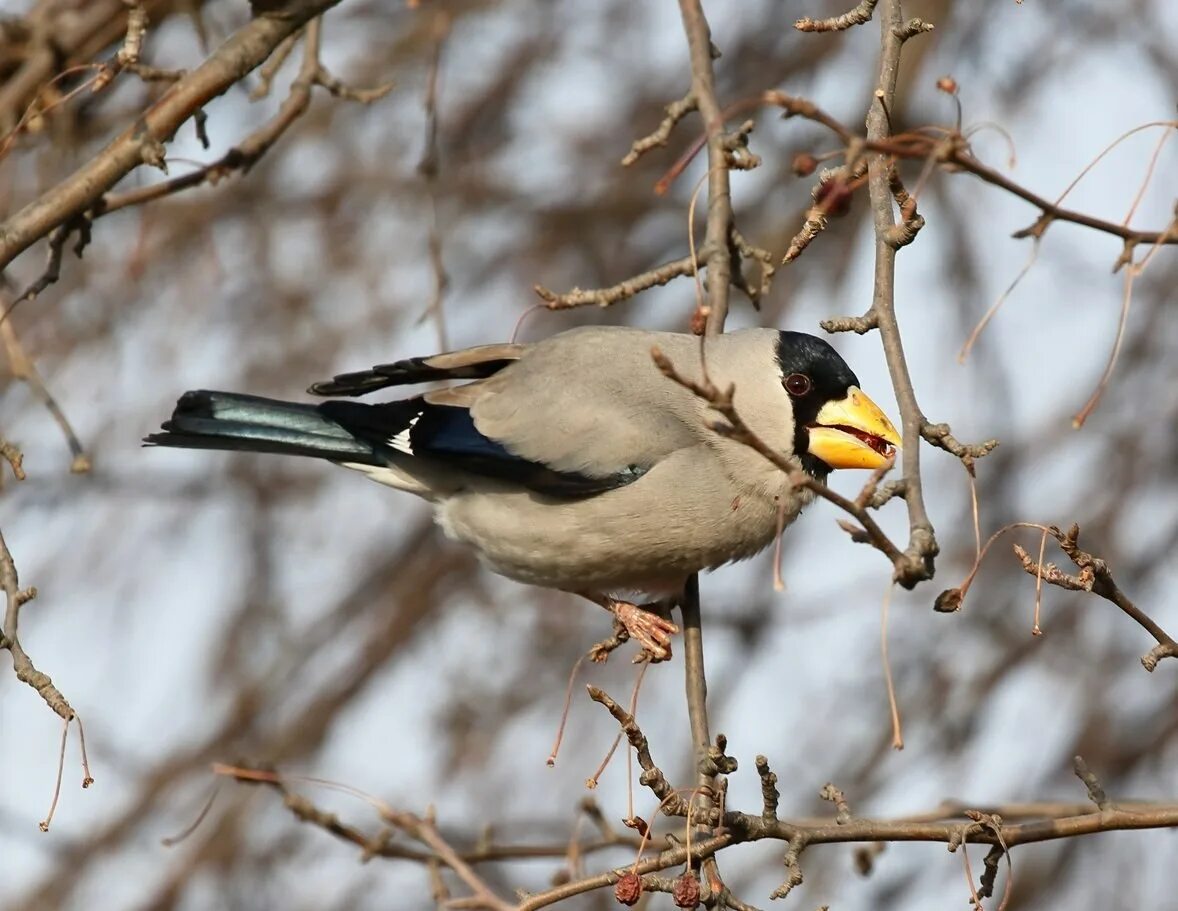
467,326,704,480
321,327,708,499
307,342,526,397
319,395,646,498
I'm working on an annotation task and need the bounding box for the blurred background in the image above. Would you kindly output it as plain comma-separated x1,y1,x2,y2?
1,1,1176,909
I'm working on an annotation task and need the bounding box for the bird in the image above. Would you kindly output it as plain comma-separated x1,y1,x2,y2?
146,325,900,659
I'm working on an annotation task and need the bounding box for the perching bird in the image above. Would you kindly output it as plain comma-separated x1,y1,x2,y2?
147,326,899,658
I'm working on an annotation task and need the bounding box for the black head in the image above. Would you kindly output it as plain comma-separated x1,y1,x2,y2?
775,331,861,477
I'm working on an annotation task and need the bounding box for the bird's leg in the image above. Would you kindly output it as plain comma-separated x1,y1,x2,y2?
578,593,680,663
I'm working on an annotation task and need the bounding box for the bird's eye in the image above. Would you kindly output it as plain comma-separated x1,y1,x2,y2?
784,373,811,396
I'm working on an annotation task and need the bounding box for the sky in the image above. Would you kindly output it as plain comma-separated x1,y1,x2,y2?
2,2,1176,909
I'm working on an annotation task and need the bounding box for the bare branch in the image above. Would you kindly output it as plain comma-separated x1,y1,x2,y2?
0,0,348,275
622,91,697,166
95,17,392,221
534,256,696,310
795,0,879,33
586,686,687,815
0,314,89,472
0,527,76,721
1011,524,1178,671
857,0,939,588
1073,756,1110,811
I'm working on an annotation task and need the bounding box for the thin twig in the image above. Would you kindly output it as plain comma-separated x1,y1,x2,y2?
1011,524,1178,672
534,257,696,310
622,91,697,166
1,316,89,471
795,0,879,32
0,1,353,276
0,527,76,721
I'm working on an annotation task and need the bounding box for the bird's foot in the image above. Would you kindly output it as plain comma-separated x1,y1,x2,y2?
595,600,679,663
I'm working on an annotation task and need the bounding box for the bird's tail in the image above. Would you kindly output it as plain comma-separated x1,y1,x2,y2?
144,390,382,465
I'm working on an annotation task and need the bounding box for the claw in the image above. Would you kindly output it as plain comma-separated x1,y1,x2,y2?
610,600,679,661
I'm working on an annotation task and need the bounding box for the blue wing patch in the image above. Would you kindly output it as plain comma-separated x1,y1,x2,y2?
318,398,646,498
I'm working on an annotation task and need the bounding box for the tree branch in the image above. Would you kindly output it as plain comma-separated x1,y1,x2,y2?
858,0,939,588
0,524,76,721
0,0,346,275
679,0,734,335
1011,524,1178,672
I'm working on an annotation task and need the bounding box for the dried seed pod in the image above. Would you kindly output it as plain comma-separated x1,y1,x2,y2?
673,870,701,908
792,152,818,177
614,871,642,906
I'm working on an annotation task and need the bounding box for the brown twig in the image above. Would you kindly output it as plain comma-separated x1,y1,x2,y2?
679,0,734,336
857,0,937,588
1010,524,1178,672
0,526,76,722
216,765,514,911
416,10,451,351
3,214,91,314
1,314,89,472
225,744,1178,911
819,783,853,824
587,686,687,815
0,1,352,276
0,437,26,482
1073,756,1110,811
622,91,697,166
755,756,780,822
534,256,696,310
95,16,392,221
795,0,879,32
761,90,1178,250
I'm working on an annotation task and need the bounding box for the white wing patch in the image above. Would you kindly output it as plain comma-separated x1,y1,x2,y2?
388,413,421,455
338,461,435,496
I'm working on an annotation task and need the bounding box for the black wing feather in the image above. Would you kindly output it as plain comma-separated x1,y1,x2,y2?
309,355,518,397
319,399,644,498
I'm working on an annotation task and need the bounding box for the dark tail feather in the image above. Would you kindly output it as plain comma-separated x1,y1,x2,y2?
144,391,382,465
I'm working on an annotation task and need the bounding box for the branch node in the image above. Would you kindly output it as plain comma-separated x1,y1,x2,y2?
893,17,935,40
1073,755,1110,810
820,311,879,334
819,783,852,824
754,755,780,822
770,835,807,899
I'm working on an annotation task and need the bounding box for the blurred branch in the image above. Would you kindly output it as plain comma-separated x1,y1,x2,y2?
95,17,391,218
0,0,347,276
0,305,89,472
0,0,164,135
417,10,451,350
218,764,514,911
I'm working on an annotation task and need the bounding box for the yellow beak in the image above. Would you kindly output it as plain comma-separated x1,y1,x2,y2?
806,386,901,470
